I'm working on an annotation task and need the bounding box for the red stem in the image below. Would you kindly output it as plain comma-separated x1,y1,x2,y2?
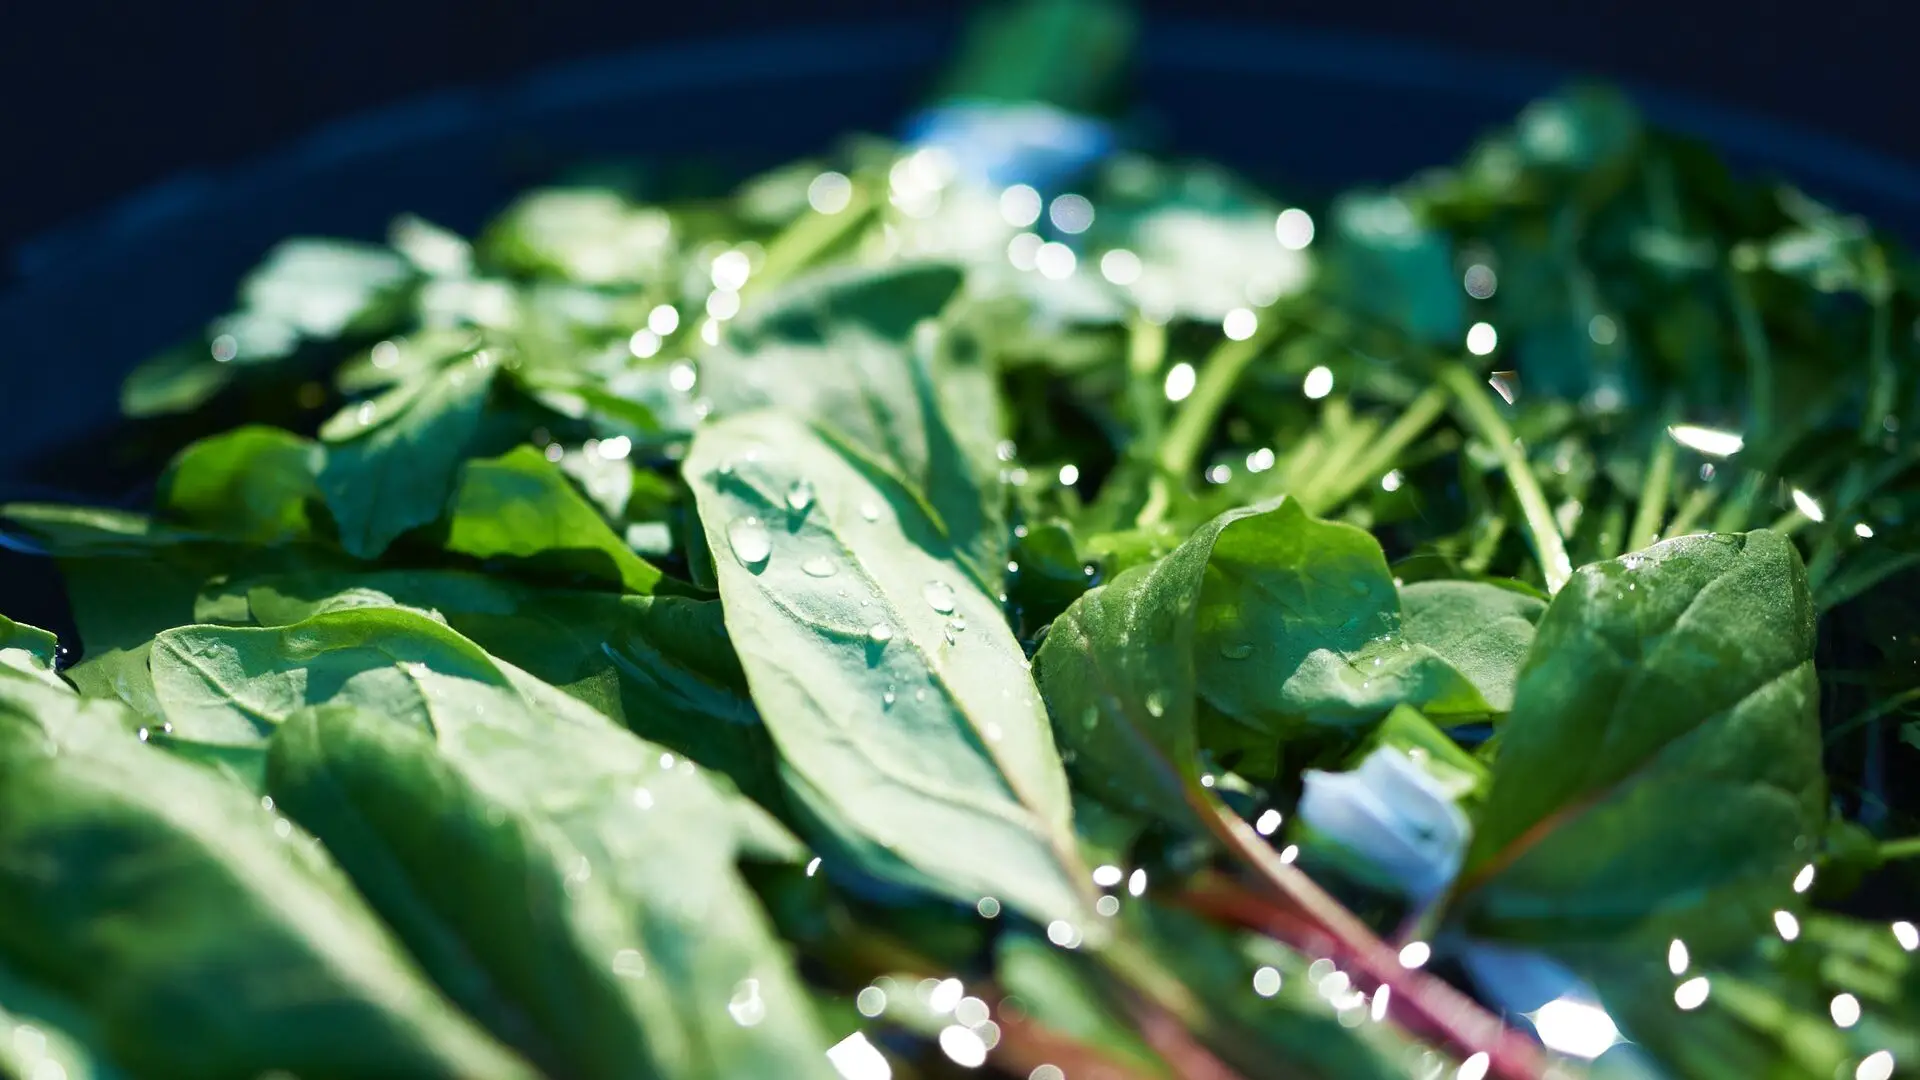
1189,792,1550,1080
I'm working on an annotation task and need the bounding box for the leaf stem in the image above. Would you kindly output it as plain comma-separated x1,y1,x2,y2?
1130,315,1176,527
1188,794,1550,1080
1663,483,1719,539
1311,386,1450,512
1878,836,1920,862
747,185,877,298
1440,365,1572,593
1159,331,1269,483
1862,250,1894,441
1628,428,1676,552
1725,268,1774,444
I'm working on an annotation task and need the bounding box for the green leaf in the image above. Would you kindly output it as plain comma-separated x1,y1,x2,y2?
239,238,415,342
0,958,127,1080
701,262,1008,589
319,354,497,558
994,936,1169,1078
1399,580,1546,714
445,446,661,594
0,673,537,1080
120,342,237,418
156,426,325,544
1036,499,1491,824
145,603,829,1078
194,567,788,816
1453,531,1825,961
685,410,1089,924
0,616,61,689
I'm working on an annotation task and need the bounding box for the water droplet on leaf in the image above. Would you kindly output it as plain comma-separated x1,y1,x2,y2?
868,623,894,645
785,479,814,513
923,580,957,614
726,517,772,568
801,556,836,578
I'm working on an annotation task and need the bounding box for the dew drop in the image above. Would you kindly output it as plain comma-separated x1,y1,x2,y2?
1220,642,1255,660
868,623,894,645
728,978,767,1027
860,501,881,522
785,479,814,513
801,556,836,578
1144,692,1166,717
883,687,897,708
923,580,957,614
726,517,772,568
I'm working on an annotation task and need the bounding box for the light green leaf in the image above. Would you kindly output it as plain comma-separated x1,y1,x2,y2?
685,410,1088,924
0,673,537,1080
240,238,415,341
319,355,497,558
1,957,128,1080
147,604,829,1078
157,426,324,544
0,616,62,689
1452,531,1825,962
701,262,1008,589
445,446,660,594
119,343,237,418
1399,580,1546,714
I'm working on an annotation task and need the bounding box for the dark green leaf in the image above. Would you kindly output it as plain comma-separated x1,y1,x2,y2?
702,262,1009,589
1036,498,1492,825
1453,531,1825,961
0,671,537,1080
685,410,1089,923
319,355,497,558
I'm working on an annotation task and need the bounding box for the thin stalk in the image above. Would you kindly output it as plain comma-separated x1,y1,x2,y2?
1159,331,1270,483
1628,429,1676,552
1188,800,1550,1080
1725,268,1775,445
746,184,877,298
1664,483,1720,538
1824,687,1920,746
1440,365,1572,593
1862,252,1895,441
1129,315,1175,527
1878,837,1920,862
1311,386,1449,512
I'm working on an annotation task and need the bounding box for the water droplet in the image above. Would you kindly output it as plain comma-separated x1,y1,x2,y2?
612,949,648,978
137,727,150,742
868,623,894,645
728,979,767,1027
914,688,928,702
726,517,772,568
1144,692,1166,717
632,788,654,809
950,615,967,633
801,556,836,578
883,686,897,707
786,479,814,513
923,580,957,614
860,501,881,522
1220,642,1254,660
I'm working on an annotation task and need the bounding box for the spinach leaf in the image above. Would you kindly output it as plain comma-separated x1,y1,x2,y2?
0,616,61,688
147,604,830,1078
0,669,537,1080
1,958,126,1080
156,426,325,544
319,353,497,558
685,410,1088,924
1451,531,1825,961
701,262,1008,589
1036,498,1492,824
1399,580,1546,714
445,446,661,593
193,567,787,815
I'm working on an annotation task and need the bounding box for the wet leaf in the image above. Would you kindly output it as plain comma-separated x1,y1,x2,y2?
685,409,1088,924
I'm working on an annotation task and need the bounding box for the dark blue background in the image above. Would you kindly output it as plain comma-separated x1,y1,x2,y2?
0,0,1910,272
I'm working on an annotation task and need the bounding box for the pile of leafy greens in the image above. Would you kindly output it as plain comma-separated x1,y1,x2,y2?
4,8,1920,1080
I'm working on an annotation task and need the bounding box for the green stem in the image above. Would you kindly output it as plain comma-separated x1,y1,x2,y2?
1158,332,1268,482
1879,836,1920,862
1664,484,1720,539
1440,365,1573,593
746,184,877,298
1822,686,1920,745
1128,316,1175,527
1862,282,1894,442
1310,386,1449,512
1628,429,1676,552
1725,268,1775,445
